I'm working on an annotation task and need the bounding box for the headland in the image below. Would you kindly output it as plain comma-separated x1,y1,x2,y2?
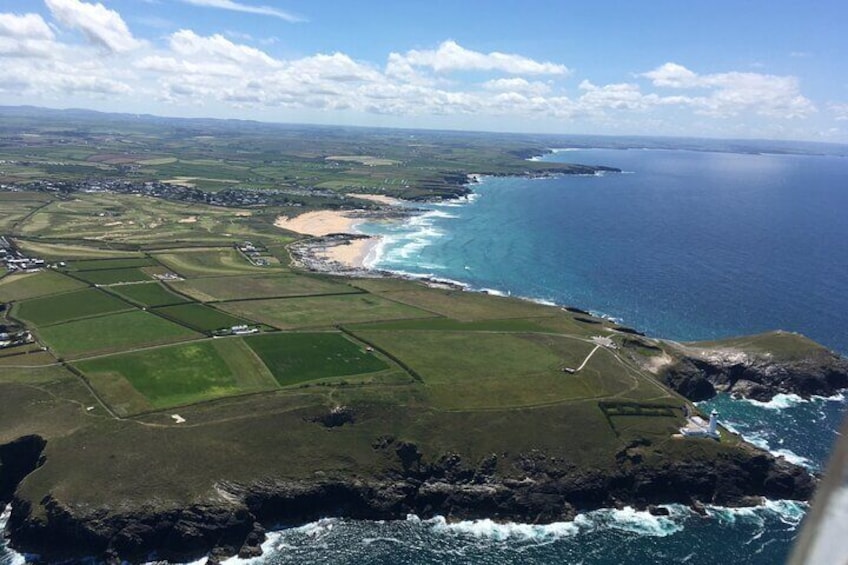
0,109,845,563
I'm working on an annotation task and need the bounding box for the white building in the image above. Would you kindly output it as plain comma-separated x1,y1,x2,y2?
680,410,720,439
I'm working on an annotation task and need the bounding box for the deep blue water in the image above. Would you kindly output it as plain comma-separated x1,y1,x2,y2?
3,148,847,564
363,148,848,354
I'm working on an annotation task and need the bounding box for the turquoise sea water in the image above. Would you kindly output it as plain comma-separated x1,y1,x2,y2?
3,147,847,564
362,148,848,354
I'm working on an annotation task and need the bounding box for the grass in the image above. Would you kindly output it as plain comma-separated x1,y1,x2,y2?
72,267,152,285
353,330,610,409
75,338,278,415
37,310,200,358
684,330,831,362
0,121,807,534
346,317,551,333
109,282,190,307
169,273,359,302
0,270,87,302
153,248,285,277
14,240,144,260
14,288,132,326
351,280,562,321
152,303,251,332
245,332,389,386
218,293,435,329
66,257,159,271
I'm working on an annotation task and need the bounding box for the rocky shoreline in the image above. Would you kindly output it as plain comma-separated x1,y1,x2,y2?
4,180,848,563
659,336,848,402
2,432,817,563
2,330,844,563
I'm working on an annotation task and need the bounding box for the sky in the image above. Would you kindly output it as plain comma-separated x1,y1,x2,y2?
0,0,847,142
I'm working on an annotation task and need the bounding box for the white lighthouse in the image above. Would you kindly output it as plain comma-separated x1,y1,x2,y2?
679,409,721,440
708,410,719,436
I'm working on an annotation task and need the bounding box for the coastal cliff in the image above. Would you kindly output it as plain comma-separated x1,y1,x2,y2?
657,331,848,402
4,436,814,563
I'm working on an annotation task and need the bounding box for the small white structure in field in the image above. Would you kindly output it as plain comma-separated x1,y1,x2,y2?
680,410,720,439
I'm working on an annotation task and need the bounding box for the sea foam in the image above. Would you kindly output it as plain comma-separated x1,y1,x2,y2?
574,505,686,537
741,393,806,411
424,515,579,541
0,505,25,565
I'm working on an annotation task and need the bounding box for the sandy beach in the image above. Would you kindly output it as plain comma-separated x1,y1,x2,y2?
274,210,360,236
346,193,406,206
275,209,383,270
316,236,378,269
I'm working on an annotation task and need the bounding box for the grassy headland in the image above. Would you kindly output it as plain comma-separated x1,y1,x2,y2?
0,109,840,563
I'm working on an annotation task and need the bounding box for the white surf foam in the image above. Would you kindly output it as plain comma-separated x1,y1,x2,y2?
717,420,816,470
763,499,807,527
215,530,288,565
0,504,25,565
480,288,509,297
705,504,765,527
741,393,806,410
705,499,807,530
770,448,813,468
575,505,686,537
423,515,579,541
528,297,558,307
812,390,846,403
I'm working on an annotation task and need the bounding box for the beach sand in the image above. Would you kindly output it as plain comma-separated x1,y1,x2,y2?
346,193,406,206
274,210,359,236
317,237,378,269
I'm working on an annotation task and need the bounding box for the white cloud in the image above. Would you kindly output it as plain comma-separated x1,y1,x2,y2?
0,1,832,140
389,40,569,76
0,13,56,58
168,29,278,66
641,62,699,88
0,12,55,40
482,78,551,96
641,62,815,118
45,0,143,53
180,0,304,23
830,103,848,121
579,80,655,111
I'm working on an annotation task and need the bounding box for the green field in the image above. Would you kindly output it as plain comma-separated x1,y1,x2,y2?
109,282,190,307
15,240,145,260
153,248,285,277
351,280,559,321
37,310,200,357
0,270,86,302
66,257,159,271
245,332,389,386
75,339,278,414
353,330,608,409
153,303,251,332
14,288,131,326
170,273,359,302
72,267,153,285
346,317,551,333
219,293,435,329
0,115,822,563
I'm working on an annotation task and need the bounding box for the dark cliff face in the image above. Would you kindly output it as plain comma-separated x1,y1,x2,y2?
5,440,815,564
0,435,46,508
661,349,848,402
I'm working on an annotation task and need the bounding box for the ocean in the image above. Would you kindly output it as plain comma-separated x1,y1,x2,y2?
3,146,847,564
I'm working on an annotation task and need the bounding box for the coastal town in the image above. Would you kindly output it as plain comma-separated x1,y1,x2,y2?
1,178,322,209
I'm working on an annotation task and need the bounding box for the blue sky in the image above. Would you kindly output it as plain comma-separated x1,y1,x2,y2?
1,0,846,141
